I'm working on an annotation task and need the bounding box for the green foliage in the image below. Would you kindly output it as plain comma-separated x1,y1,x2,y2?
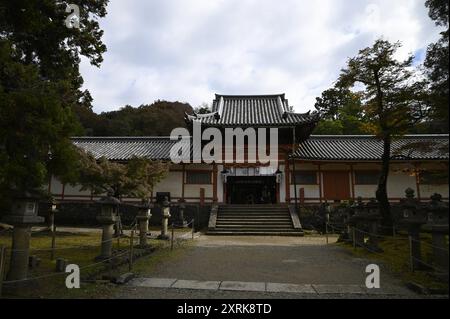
0,0,108,206
194,103,212,114
325,39,430,220
76,149,169,200
424,0,449,133
73,100,193,136
313,120,344,135
337,39,428,138
313,88,374,135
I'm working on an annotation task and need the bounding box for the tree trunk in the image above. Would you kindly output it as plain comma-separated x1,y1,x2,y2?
376,135,391,224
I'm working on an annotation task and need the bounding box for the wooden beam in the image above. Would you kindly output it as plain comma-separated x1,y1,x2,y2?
350,164,355,200
318,163,322,203
285,157,291,202
181,164,186,200
415,163,421,201
213,163,218,203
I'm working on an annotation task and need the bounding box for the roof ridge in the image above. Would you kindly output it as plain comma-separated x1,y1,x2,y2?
310,134,449,138
215,93,285,99
71,136,192,139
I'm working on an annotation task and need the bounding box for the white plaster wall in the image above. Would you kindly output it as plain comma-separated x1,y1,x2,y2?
289,185,320,200
50,176,64,195
184,185,213,198
354,185,378,199
387,172,417,198
153,171,183,198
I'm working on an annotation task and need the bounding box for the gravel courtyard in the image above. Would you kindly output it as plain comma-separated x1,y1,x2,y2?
116,235,421,299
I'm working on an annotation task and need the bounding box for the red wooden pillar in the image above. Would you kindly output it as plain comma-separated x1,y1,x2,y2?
200,188,205,206
285,158,291,203
213,164,218,203
299,188,305,204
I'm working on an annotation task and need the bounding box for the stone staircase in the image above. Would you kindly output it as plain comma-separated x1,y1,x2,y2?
207,205,304,236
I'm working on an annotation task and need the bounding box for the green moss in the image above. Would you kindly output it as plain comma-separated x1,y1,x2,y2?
338,232,449,291
0,230,192,298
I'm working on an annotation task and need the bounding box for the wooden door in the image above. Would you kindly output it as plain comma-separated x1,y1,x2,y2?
322,171,350,201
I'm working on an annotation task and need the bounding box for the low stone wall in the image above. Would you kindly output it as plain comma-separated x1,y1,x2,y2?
37,202,211,231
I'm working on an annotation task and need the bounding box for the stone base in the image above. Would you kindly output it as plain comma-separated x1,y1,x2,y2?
94,254,114,262
157,234,170,240
175,220,188,227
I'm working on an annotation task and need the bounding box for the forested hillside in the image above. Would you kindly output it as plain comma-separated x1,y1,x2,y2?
73,100,193,136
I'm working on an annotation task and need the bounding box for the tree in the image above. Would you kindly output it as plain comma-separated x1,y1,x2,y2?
194,103,212,115
424,0,449,132
0,1,108,207
336,39,429,222
313,88,374,135
76,150,169,200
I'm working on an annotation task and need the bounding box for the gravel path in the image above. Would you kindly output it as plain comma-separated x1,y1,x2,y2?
115,235,421,299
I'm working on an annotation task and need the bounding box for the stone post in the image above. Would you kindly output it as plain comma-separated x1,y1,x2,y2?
425,193,449,280
2,192,44,281
136,200,152,247
348,197,365,247
96,196,120,260
364,198,383,253
177,199,188,227
158,196,171,240
399,188,427,271
46,198,58,232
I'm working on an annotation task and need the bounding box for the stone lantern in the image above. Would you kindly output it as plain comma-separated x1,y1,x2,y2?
425,193,449,278
363,198,383,253
177,199,188,227
2,191,44,281
45,197,58,231
348,197,366,247
157,196,171,240
399,188,427,270
96,195,120,260
136,199,153,247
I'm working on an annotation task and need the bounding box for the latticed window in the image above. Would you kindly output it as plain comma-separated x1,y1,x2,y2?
354,171,379,185
186,171,212,184
292,171,317,184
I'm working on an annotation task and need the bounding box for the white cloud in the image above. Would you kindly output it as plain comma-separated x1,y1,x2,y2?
80,0,442,113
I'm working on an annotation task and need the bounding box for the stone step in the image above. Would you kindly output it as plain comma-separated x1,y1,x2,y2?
215,225,294,229
218,212,290,216
219,208,289,212
217,214,291,219
214,226,298,230
206,230,304,236
216,220,292,224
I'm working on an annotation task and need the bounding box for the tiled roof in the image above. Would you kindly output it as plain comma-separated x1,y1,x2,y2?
185,94,319,127
72,137,190,161
293,135,449,161
72,135,449,162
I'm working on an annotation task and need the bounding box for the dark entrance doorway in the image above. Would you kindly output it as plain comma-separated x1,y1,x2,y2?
226,176,277,204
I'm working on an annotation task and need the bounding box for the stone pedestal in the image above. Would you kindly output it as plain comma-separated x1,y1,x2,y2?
425,194,449,280
45,199,58,231
158,197,171,240
400,188,427,271
136,201,152,247
2,193,44,281
363,199,383,253
348,198,366,248
431,225,449,278
96,196,120,260
177,201,188,227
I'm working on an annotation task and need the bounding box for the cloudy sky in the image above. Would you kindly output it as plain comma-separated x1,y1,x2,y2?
80,0,442,114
